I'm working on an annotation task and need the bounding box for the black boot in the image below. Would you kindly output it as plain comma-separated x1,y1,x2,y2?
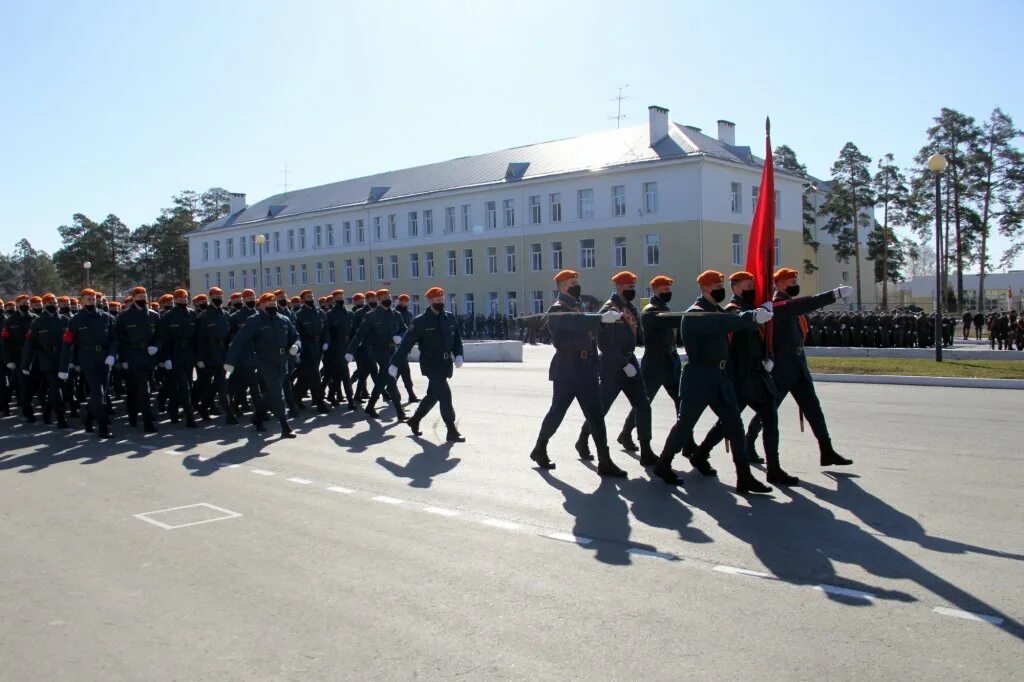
407,390,420,403
766,466,800,486
315,402,330,414
98,420,113,439
819,439,853,466
57,416,70,429
224,412,238,426
617,430,638,452
736,471,772,495
364,404,379,418
84,414,94,433
688,444,718,477
280,419,296,439
530,440,555,469
596,445,627,478
638,441,658,467
747,441,765,464
144,418,157,434
575,432,593,461
652,451,683,486
445,425,466,442
407,415,422,436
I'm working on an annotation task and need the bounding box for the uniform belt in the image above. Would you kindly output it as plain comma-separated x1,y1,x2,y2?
442,352,451,359
94,345,102,352
279,348,285,355
719,360,727,370
795,346,804,355
579,350,588,360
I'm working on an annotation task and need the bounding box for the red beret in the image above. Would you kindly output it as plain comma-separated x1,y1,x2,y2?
696,270,725,287
208,287,223,296
29,296,42,304
173,288,189,299
42,293,57,303
241,289,256,298
259,293,276,304
425,287,445,299
299,289,313,297
729,271,755,283
131,286,147,296
331,289,345,297
650,275,674,288
79,289,96,298
773,267,800,281
554,269,579,283
352,293,365,301
397,293,410,302
611,271,637,285
375,288,390,297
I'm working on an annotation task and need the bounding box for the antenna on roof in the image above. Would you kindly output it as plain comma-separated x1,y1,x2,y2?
280,163,291,197
609,85,630,129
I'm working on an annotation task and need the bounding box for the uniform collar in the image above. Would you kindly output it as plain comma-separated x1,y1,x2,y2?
692,296,720,312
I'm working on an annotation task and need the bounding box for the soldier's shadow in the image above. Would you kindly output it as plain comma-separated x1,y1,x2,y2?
181,435,276,477
0,426,139,473
375,438,459,488
328,418,397,454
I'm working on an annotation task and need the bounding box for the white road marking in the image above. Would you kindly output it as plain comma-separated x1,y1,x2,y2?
327,485,355,494
423,507,459,517
286,477,313,485
713,565,772,579
225,464,241,469
250,469,275,476
627,548,678,561
932,607,1004,625
481,519,521,530
133,503,242,530
814,585,875,600
372,495,404,505
545,531,593,545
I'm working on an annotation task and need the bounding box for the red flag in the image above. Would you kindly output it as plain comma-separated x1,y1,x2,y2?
745,116,775,309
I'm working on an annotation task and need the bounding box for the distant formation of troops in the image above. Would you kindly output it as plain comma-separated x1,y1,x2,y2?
973,310,1024,350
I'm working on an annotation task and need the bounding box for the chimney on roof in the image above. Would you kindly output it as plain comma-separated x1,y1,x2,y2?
648,105,669,147
717,120,736,146
229,192,246,215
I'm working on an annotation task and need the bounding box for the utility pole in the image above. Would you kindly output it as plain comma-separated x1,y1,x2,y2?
609,85,630,128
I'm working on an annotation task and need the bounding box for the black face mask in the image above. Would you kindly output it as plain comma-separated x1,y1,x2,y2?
197,303,208,311
785,285,800,297
32,307,43,315
135,299,147,308
368,301,378,309
657,292,672,304
176,302,187,309
353,303,363,309
19,305,29,313
397,304,408,310
567,285,582,298
245,300,256,309
84,305,96,313
740,289,757,306
211,298,222,307
622,289,636,302
710,288,726,303
304,299,314,307
59,307,70,316
45,305,57,314
432,303,444,313
380,299,392,308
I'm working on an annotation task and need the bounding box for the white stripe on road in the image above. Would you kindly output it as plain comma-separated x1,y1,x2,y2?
286,477,313,485
423,507,460,517
626,548,678,561
713,565,772,579
225,464,241,469
932,607,1004,625
814,585,875,600
481,519,521,530
372,496,404,505
544,532,593,545
327,486,355,494
250,469,275,476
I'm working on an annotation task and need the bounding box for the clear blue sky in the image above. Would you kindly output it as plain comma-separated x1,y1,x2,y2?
2,0,1022,269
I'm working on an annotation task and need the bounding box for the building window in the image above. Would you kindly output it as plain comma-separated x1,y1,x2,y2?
390,254,399,279
327,261,335,283
464,293,475,315
356,219,365,244
463,248,474,275
506,291,518,316
579,238,596,269
532,290,544,313
343,221,351,245
214,240,221,259
424,209,433,235
357,258,366,281
775,238,782,264
327,224,334,247
299,227,307,250
344,259,353,282
613,236,627,267
314,225,322,249
550,193,562,222
577,189,594,220
215,271,221,287
315,262,323,284
239,236,246,257
612,185,626,217
388,215,397,240
445,206,456,233
374,217,382,242
775,191,781,221
529,195,542,224
263,267,270,288
204,273,210,289
273,231,281,252
530,243,542,271
732,233,743,265
408,211,418,237
505,245,516,273
488,291,498,314
645,234,660,266
287,230,295,251
251,235,257,255
227,239,234,258
241,270,247,288
551,241,563,270
288,265,296,285
643,182,658,214
752,186,759,212
448,292,457,312
203,242,209,261
503,199,515,227
274,266,281,286
461,204,471,232
300,263,308,285
447,250,457,276
842,271,850,284
486,246,497,274
425,251,435,277
731,182,742,214
485,201,497,229
409,253,420,278
375,256,384,281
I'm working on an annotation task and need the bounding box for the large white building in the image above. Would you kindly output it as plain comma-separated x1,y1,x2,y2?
187,106,875,314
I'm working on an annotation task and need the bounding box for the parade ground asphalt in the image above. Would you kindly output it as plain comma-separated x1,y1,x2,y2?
1,347,1022,680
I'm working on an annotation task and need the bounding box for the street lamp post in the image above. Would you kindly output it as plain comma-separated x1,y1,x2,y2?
83,261,92,289
927,153,948,362
255,234,266,290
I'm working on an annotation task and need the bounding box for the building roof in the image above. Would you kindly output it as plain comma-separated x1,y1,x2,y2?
199,121,774,233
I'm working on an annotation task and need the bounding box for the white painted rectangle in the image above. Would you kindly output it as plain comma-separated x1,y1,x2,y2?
423,507,459,517
481,519,521,530
932,607,1004,625
627,548,678,561
713,565,772,579
372,496,404,505
327,486,354,494
134,503,242,530
286,477,312,485
814,585,875,600
251,469,275,476
545,531,593,545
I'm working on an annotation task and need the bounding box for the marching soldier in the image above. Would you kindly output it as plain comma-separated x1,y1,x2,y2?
324,289,356,410
528,269,627,477
653,270,773,494
21,293,68,428
394,294,419,403
116,286,161,432
159,288,199,427
3,294,34,416
574,271,656,464
350,291,375,400
59,289,118,438
345,288,407,420
196,286,237,424
228,288,260,414
294,288,330,413
390,286,465,442
225,292,299,438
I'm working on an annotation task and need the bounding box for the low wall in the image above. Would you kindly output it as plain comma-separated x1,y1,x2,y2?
408,340,522,363
803,346,1024,361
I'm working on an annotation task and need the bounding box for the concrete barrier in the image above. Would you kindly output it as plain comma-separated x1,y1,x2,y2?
812,373,1024,390
408,339,522,363
804,346,1024,361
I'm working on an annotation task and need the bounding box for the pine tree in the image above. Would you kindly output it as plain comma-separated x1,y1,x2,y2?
774,145,820,274
821,142,875,309
871,154,909,308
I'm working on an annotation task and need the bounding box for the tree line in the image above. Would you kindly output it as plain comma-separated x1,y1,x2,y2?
779,106,1023,311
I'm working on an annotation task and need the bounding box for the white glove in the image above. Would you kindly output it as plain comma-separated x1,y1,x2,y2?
224,364,234,375
454,355,464,368
392,335,402,345
623,364,638,378
104,355,115,367
601,310,622,324
762,359,774,372
147,346,158,356
322,343,328,351
344,353,354,363
196,361,205,369
57,372,68,381
5,363,13,369
388,365,398,378
71,365,79,372
834,285,853,299
754,307,773,324
289,343,299,356
760,300,773,312
163,360,172,370
121,362,128,369
21,369,29,376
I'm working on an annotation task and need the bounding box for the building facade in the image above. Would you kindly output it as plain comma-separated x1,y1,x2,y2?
187,106,875,315
901,271,1024,312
